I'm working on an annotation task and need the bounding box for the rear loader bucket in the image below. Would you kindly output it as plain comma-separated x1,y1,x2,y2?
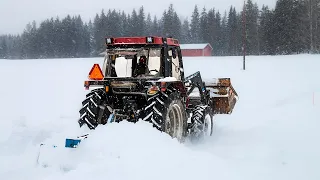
205,78,239,114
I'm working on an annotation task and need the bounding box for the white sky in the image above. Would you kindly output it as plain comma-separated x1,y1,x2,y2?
0,0,276,35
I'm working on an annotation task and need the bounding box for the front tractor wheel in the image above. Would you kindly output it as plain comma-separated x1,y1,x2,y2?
78,88,111,130
152,91,188,143
190,105,215,141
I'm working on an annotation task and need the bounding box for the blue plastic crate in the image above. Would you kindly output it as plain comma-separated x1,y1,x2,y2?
65,138,81,148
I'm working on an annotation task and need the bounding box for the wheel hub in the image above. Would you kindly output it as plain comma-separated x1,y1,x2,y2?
203,114,212,136
166,104,184,141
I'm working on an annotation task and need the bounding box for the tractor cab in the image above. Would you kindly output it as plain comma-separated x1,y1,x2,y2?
101,37,185,81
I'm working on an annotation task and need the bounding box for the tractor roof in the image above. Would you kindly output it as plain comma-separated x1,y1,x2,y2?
105,36,180,47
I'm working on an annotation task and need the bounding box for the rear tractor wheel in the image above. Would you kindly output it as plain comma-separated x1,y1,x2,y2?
151,90,188,143
78,88,111,130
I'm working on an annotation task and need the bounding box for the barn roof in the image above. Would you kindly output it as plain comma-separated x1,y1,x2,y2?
180,43,212,50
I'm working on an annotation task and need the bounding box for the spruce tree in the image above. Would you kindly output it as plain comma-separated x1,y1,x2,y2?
145,13,153,36
181,19,191,44
200,7,208,43
245,0,259,55
190,5,201,43
0,37,8,59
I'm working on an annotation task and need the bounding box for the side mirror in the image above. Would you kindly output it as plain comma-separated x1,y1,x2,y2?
172,49,177,59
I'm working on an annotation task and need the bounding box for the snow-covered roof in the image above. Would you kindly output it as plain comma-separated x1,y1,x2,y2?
180,43,212,50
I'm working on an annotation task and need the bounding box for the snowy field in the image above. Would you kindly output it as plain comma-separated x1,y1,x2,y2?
0,54,320,180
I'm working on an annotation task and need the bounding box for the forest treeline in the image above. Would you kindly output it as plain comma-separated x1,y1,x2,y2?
0,0,320,59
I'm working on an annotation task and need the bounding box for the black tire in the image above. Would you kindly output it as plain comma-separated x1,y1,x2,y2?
140,93,159,122
151,90,188,143
78,88,111,130
190,105,214,141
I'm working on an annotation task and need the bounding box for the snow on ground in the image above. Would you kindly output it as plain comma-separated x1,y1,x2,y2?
0,54,320,180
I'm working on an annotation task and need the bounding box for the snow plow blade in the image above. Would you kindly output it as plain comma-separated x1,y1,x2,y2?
206,78,238,114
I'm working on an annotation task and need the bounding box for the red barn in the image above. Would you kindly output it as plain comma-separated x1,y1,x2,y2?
180,43,213,57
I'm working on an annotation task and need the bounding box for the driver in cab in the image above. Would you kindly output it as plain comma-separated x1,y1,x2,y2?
134,55,150,77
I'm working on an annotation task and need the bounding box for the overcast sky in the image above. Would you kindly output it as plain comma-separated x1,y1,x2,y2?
0,0,276,35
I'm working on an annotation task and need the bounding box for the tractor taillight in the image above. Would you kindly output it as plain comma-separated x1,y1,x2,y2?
84,81,89,90
148,85,159,95
186,97,190,108
160,82,166,92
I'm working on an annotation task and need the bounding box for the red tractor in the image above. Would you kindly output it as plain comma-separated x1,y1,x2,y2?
78,36,238,142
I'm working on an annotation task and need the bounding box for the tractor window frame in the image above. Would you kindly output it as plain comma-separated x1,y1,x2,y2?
167,45,183,80
103,46,163,78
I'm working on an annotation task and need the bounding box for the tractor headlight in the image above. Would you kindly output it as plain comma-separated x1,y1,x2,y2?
106,38,112,44
146,37,154,43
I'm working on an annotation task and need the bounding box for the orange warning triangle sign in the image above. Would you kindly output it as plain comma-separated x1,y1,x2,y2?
88,64,104,80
